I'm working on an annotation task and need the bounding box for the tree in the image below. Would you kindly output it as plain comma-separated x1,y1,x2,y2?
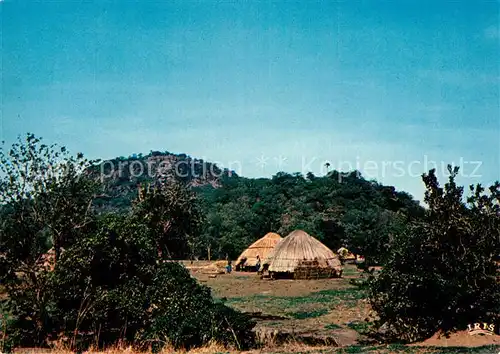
0,134,99,350
134,180,204,259
0,133,99,280
342,207,406,266
324,162,331,174
0,134,254,352
368,166,500,342
196,170,422,260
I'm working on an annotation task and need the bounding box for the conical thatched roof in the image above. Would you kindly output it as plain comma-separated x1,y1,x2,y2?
262,230,342,274
235,232,282,267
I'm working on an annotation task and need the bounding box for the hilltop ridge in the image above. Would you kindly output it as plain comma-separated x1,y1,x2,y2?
92,150,236,210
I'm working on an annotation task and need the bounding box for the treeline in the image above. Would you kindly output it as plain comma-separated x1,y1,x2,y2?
197,171,424,264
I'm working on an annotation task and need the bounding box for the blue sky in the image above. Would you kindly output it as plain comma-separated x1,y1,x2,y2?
2,0,499,201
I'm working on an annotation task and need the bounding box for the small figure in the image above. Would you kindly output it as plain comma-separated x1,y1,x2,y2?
260,263,269,278
236,257,247,271
226,260,232,274
255,255,261,272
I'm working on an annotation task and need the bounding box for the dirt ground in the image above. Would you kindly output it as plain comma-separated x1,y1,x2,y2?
411,330,500,347
188,263,500,352
195,272,354,298
187,260,363,297
8,263,500,353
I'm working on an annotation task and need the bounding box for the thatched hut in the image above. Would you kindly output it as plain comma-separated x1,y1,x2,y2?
235,232,282,271
337,247,357,264
261,230,342,279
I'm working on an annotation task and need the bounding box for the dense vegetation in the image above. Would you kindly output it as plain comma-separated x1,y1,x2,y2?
197,171,424,264
368,166,500,342
0,133,498,351
0,134,254,352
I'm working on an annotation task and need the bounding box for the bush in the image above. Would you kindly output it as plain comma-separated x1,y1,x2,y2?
3,214,255,351
368,167,500,342
0,301,15,353
137,261,255,351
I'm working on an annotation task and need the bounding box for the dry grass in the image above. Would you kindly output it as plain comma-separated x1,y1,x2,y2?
12,342,330,354
183,260,228,275
253,340,332,353
12,342,354,354
15,342,500,354
14,342,232,354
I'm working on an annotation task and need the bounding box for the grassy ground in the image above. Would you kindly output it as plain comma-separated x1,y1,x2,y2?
12,343,500,353
225,287,367,316
6,263,500,353
273,344,500,353
191,263,372,347
190,263,500,352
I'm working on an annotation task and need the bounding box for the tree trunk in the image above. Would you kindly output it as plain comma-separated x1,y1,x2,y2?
54,236,61,265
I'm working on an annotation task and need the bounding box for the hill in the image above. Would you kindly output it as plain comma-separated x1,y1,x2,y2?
92,150,236,211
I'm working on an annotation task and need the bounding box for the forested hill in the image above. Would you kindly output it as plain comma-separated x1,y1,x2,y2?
94,153,424,262
92,151,236,211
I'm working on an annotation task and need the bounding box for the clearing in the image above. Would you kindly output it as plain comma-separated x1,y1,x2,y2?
188,262,500,353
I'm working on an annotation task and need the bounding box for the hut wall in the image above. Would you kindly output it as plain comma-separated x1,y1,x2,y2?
293,260,339,279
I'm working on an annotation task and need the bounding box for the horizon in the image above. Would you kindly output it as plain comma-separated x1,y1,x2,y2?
2,0,499,201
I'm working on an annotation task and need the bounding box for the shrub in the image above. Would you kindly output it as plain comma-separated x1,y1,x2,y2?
137,261,255,351
0,301,15,353
368,167,500,342
2,214,255,352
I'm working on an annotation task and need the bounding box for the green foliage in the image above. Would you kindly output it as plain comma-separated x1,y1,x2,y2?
4,212,255,351
91,151,425,262
0,133,99,266
324,323,342,330
0,301,15,353
346,321,370,333
0,133,100,349
133,181,205,259
11,134,499,351
198,172,423,260
287,309,328,319
343,208,407,266
0,135,255,352
368,166,500,342
340,345,366,353
89,152,424,262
